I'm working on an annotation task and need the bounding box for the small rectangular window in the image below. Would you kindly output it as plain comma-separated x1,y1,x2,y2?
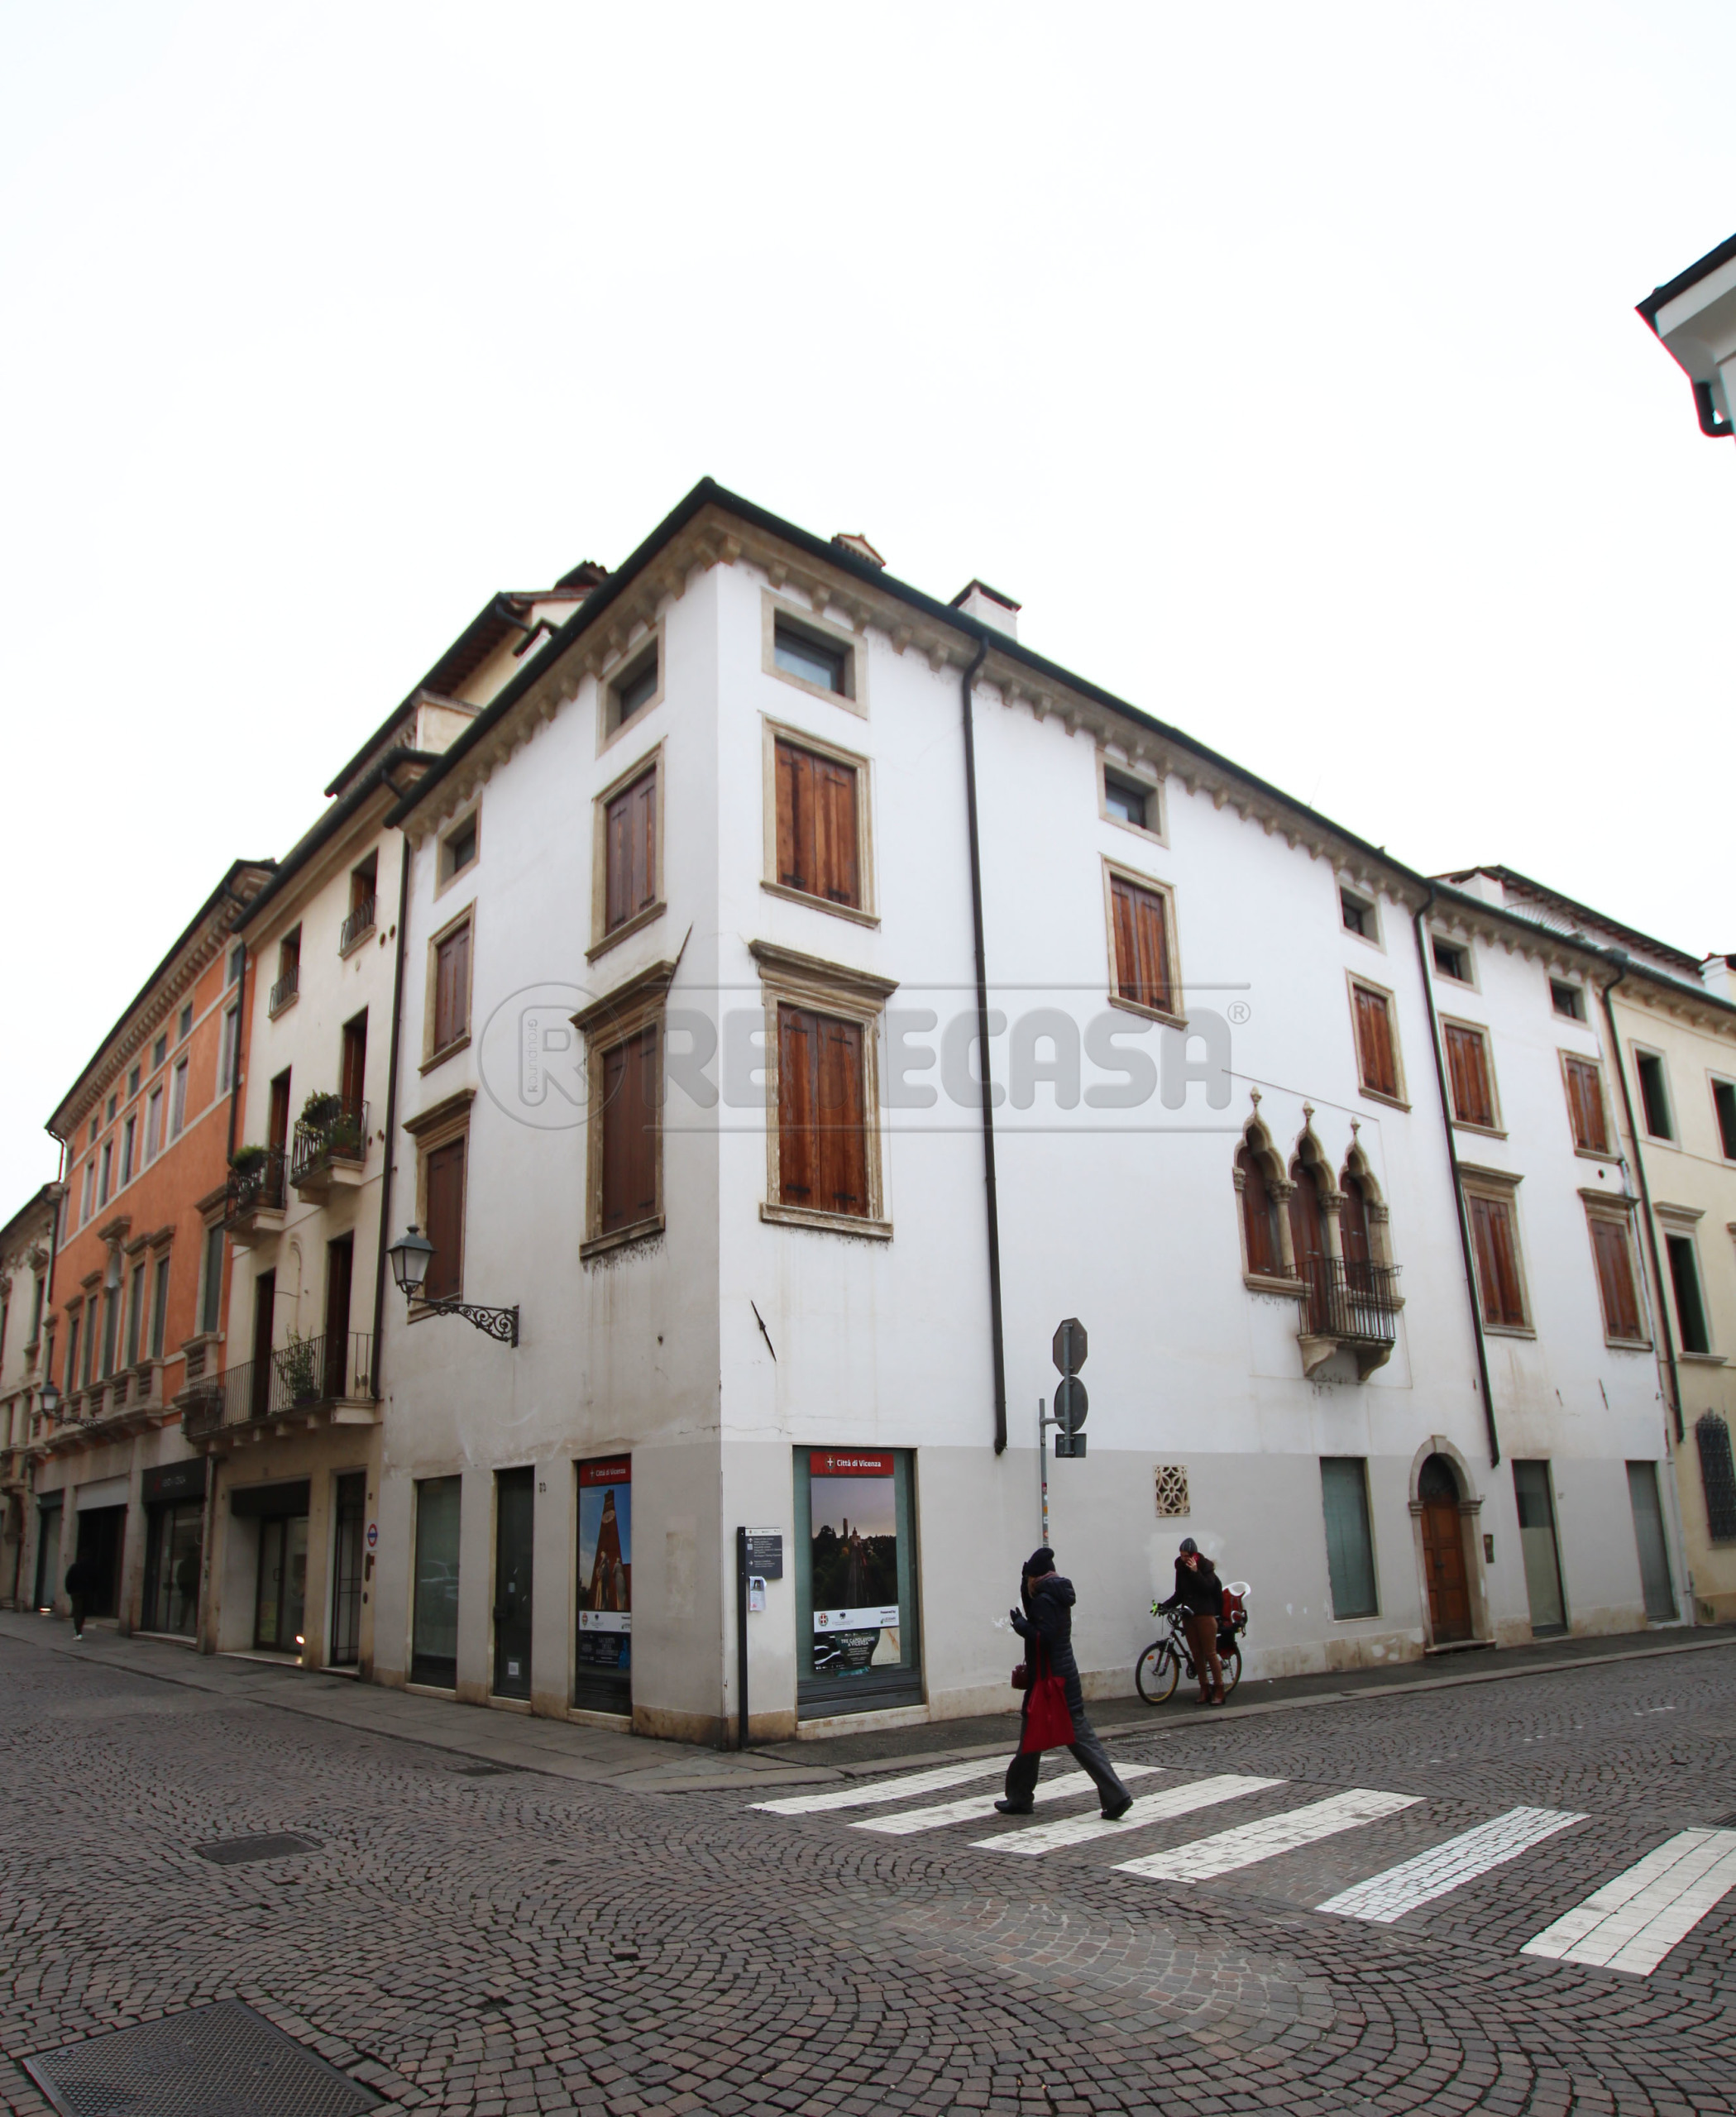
99,1140,112,1207
1103,772,1150,830
1551,979,1585,1020
1564,1055,1609,1154
433,921,471,1053
1443,1023,1496,1128
1341,888,1372,939
106,1092,117,1123
423,1138,467,1302
170,1059,189,1139
122,1115,137,1185
774,619,847,695
179,1002,194,1043
228,944,245,986
1589,1216,1643,1342
1468,1191,1528,1329
1431,937,1470,983
127,1063,141,1098
610,643,660,732
1109,874,1174,1015
1351,982,1400,1100
441,815,478,882
65,1312,80,1395
605,767,658,934
219,1007,239,1092
1636,1051,1673,1140
1713,1079,1736,1160
1667,1233,1710,1355
1320,1457,1378,1619
145,1087,163,1164
152,1034,166,1069
775,738,860,909
777,1005,869,1217
127,1262,146,1368
80,1162,94,1224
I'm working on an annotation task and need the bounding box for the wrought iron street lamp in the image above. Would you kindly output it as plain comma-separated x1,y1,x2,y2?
38,1377,61,1421
389,1225,519,1346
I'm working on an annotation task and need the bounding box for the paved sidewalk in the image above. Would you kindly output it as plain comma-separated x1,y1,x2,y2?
5,1607,1731,1794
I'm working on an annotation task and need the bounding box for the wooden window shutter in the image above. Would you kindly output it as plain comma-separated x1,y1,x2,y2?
777,1005,818,1204
1353,986,1398,1097
1237,1148,1281,1276
1468,1193,1524,1327
1591,1219,1641,1340
816,1015,868,1215
1565,1057,1607,1153
1444,1025,1494,1127
776,740,859,908
424,1139,466,1302
600,1027,659,1232
1111,876,1172,1014
435,925,470,1051
605,768,657,933
777,1005,868,1216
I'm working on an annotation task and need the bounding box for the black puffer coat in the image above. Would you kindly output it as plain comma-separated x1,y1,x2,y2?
1011,1572,1086,1721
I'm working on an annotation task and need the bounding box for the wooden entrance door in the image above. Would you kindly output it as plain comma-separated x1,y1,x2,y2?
1419,1454,1471,1642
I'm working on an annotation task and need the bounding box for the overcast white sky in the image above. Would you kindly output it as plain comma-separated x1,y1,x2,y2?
2,2,1731,1209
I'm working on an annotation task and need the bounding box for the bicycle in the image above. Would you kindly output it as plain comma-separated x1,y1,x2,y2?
1135,1582,1249,1704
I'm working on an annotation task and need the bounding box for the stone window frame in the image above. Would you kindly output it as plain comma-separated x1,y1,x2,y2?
760,714,879,929
1459,1163,1534,1338
750,939,896,1240
1346,969,1410,1111
588,739,667,962
1096,748,1167,848
1439,1012,1505,1139
1102,857,1187,1031
596,618,667,756
761,590,868,718
573,960,678,1261
1580,1188,1652,1350
423,904,476,1073
404,1087,475,1313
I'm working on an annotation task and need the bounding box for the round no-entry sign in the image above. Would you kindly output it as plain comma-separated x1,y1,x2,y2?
366,1522,379,1549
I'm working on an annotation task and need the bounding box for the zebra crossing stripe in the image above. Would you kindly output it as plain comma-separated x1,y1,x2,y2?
1520,1828,1736,1976
1114,1787,1419,1883
751,1761,1001,1815
1317,1805,1585,1923
972,1773,1286,1857
854,1762,1160,1837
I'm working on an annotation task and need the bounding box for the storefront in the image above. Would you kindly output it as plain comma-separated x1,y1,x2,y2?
72,1476,130,1620
231,1478,310,1654
574,1455,631,1715
141,1460,207,1638
34,1497,63,1612
494,1467,533,1700
330,1471,366,1667
410,1474,461,1689
793,1448,921,1719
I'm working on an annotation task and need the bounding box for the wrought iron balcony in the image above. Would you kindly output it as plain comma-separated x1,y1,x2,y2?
1298,1256,1401,1347
290,1096,370,1192
223,1147,288,1230
339,896,377,953
269,962,299,1015
180,1329,376,1439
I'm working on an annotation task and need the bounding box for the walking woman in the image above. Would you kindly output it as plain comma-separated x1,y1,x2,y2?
997,1546,1133,1819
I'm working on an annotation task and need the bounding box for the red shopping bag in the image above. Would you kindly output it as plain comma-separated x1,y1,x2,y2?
1018,1644,1076,1753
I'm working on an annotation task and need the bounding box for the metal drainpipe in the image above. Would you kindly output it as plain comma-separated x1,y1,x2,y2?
1412,892,1501,1467
368,834,414,1403
1597,967,1683,1443
226,939,246,1163
959,636,1007,1454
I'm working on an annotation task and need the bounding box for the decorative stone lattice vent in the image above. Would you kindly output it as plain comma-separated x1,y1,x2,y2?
1154,1465,1190,1517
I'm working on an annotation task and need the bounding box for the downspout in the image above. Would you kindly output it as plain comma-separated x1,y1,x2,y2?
959,636,1007,1454
1597,964,1682,1443
1412,891,1501,1467
369,833,414,1403
226,939,247,1162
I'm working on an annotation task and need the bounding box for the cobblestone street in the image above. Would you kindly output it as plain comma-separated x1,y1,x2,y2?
3,1629,1734,2117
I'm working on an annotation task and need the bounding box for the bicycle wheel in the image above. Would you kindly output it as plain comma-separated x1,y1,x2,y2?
1222,1644,1242,1697
1136,1639,1179,1704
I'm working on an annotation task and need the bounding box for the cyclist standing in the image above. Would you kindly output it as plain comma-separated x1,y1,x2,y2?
1158,1536,1225,1706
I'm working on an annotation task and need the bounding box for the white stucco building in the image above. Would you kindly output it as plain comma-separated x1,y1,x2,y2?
360,481,1686,1744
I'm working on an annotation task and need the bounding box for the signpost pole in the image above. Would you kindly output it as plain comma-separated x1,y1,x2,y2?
1038,1398,1050,1547
735,1524,749,1751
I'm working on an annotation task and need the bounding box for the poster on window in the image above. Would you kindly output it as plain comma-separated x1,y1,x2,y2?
577,1458,631,1673
809,1450,899,1675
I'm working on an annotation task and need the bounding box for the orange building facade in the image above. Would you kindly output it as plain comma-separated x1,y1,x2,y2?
25,861,275,1633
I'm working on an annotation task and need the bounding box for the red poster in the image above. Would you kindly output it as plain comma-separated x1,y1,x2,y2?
811,1450,893,1477
581,1457,631,1487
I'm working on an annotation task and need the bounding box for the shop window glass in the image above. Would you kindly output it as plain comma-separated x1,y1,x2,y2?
794,1447,921,1716
574,1457,632,1712
412,1475,462,1688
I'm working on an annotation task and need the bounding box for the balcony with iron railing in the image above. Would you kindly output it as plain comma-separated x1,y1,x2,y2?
181,1329,377,1441
269,961,299,1015
223,1147,288,1241
1297,1256,1402,1378
290,1095,370,1197
339,895,377,954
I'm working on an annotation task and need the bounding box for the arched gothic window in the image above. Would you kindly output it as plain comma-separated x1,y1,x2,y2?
1237,1144,1284,1278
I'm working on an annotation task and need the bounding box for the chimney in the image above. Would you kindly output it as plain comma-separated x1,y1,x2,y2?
949,578,1020,642
1700,953,1736,1003
831,533,885,568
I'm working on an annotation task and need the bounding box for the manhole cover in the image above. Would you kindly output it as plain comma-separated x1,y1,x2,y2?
194,1833,322,1866
23,1999,379,2116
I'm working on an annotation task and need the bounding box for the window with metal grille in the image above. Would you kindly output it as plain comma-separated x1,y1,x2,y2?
1697,1412,1736,1542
